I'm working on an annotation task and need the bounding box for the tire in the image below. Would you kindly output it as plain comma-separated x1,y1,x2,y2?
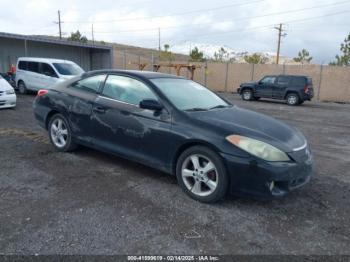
286,93,300,106
18,81,27,94
176,146,228,203
48,114,77,152
241,89,253,101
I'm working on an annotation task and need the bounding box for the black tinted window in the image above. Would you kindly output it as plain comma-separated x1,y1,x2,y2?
40,63,57,78
27,62,39,73
71,75,106,93
18,61,27,70
260,76,276,85
291,77,306,86
102,75,157,105
277,76,289,85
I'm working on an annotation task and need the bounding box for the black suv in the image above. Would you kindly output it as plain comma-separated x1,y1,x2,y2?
237,75,314,105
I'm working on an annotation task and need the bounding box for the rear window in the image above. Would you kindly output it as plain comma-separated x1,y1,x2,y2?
291,77,306,86
18,61,28,70
27,62,39,73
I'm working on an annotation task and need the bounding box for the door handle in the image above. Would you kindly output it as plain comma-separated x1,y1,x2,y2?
93,106,106,114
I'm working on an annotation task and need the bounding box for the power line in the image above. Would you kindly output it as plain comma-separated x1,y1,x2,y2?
89,0,350,34
62,0,266,23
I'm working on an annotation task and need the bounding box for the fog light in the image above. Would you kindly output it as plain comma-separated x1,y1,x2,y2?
269,181,275,191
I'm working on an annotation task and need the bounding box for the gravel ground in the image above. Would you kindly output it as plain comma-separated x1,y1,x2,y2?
0,93,349,255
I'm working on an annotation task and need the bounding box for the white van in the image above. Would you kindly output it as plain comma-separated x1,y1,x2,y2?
15,57,85,94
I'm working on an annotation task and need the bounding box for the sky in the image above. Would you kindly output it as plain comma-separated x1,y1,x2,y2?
0,0,349,63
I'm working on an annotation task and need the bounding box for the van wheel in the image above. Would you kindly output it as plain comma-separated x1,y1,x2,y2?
286,93,299,106
241,89,253,101
18,81,27,94
176,146,228,203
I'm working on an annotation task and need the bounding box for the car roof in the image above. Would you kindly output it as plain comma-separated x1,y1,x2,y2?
83,70,185,80
17,57,75,64
272,74,309,78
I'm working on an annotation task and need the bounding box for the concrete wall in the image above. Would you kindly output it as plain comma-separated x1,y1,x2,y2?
0,37,111,72
112,51,350,103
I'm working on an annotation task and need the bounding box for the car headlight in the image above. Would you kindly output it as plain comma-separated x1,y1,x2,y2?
226,135,290,162
5,89,15,95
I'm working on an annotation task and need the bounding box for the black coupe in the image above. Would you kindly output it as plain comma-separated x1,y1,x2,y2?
33,70,314,203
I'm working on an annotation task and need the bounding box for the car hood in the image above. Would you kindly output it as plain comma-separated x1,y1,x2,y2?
59,75,77,80
240,81,257,87
188,106,306,153
0,78,13,91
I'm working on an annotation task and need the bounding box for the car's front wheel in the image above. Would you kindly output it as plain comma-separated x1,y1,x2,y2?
176,146,228,203
48,114,77,152
241,89,253,101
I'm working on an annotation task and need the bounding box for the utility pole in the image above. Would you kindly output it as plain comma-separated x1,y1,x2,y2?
58,10,62,39
274,23,286,64
92,24,94,44
158,28,161,52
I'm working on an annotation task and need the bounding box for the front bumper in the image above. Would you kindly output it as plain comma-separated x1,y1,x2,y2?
0,93,16,109
221,148,314,199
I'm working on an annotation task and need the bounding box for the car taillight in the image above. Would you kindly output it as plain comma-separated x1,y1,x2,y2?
37,89,48,97
304,85,309,94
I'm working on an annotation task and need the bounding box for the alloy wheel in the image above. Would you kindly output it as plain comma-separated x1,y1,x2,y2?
50,118,69,148
181,154,218,197
243,90,252,100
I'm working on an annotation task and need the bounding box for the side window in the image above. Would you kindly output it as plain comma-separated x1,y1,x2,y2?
291,77,306,86
18,61,27,70
71,75,106,93
102,75,158,106
260,76,276,85
40,63,58,78
277,76,289,85
27,62,39,73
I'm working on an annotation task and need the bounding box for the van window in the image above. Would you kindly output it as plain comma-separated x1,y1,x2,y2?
71,75,106,93
53,63,84,76
18,61,27,70
40,63,58,78
27,62,39,73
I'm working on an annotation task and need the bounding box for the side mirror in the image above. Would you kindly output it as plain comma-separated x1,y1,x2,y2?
139,99,163,111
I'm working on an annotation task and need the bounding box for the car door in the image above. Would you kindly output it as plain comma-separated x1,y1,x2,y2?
255,76,276,98
64,74,107,144
91,74,173,169
274,76,290,99
39,63,59,89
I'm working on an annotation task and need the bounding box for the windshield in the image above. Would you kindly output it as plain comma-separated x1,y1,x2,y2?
151,78,230,111
53,63,84,76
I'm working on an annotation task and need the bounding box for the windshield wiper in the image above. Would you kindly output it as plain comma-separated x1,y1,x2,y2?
184,107,209,112
209,105,230,110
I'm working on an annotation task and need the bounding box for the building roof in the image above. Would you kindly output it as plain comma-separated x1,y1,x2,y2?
0,31,112,50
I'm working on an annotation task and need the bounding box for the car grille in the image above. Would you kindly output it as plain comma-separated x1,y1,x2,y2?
288,146,312,164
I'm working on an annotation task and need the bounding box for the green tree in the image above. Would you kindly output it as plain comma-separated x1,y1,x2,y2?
160,44,174,61
244,53,268,64
68,30,88,43
213,47,229,62
293,49,313,64
189,47,205,62
330,32,350,66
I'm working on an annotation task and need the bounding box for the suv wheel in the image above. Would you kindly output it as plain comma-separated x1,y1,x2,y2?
176,146,228,203
18,81,27,94
241,89,253,101
48,114,77,152
286,93,299,106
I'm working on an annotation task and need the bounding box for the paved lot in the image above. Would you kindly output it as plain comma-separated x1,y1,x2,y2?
0,93,349,255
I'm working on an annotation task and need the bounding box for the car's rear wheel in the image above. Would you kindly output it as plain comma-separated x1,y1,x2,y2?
48,114,77,152
18,81,27,94
286,93,300,106
241,89,253,101
176,146,228,203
